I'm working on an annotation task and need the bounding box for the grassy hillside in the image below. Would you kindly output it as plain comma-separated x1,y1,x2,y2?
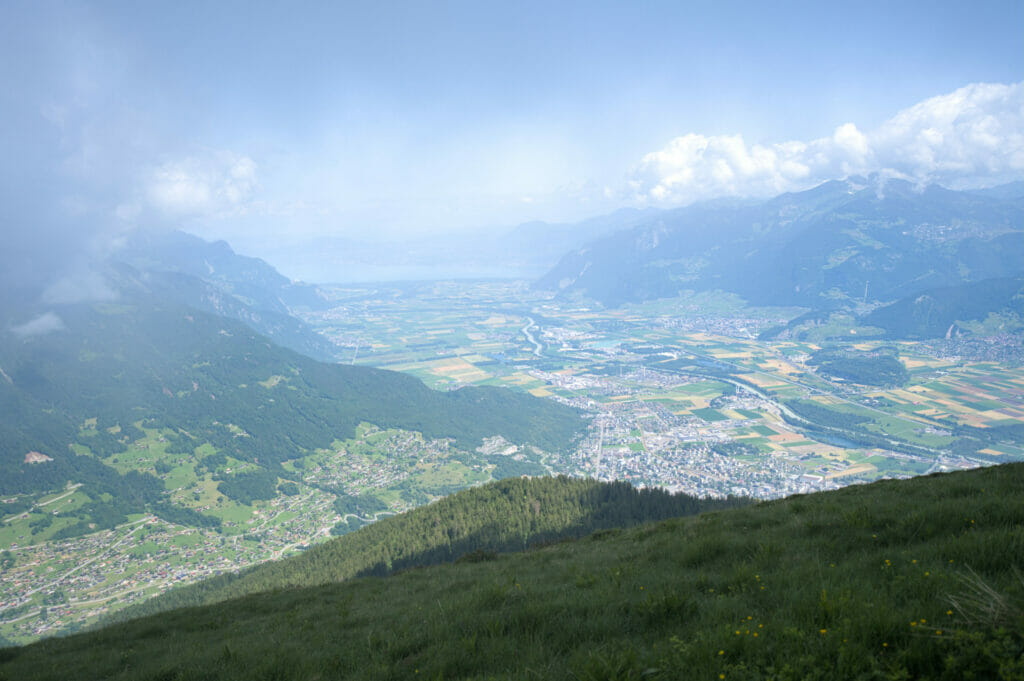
107,476,742,623
3,464,1022,680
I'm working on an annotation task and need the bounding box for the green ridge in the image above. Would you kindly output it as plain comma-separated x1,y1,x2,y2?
107,476,741,622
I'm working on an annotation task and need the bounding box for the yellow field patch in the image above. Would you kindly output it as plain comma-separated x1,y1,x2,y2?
426,358,478,375
768,431,804,443
466,333,486,341
982,408,1024,421
450,366,491,380
428,368,490,384
980,448,1005,456
460,354,491,363
825,463,876,479
961,415,989,427
529,387,552,397
481,315,508,326
738,373,786,388
889,388,925,403
708,351,752,359
423,358,487,385
917,408,947,417
426,328,454,336
935,398,976,414
759,359,801,374
501,373,537,386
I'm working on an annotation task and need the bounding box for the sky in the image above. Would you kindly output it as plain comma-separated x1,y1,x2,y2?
2,0,1023,283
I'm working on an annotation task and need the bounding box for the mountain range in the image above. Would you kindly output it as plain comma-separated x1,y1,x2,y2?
113,230,341,361
535,178,1024,334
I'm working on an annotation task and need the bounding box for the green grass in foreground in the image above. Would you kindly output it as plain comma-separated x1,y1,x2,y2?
2,465,1023,680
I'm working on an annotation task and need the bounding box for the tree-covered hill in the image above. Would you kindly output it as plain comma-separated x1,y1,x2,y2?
0,296,585,508
108,475,742,622
2,464,1021,680
862,276,1024,339
807,347,910,386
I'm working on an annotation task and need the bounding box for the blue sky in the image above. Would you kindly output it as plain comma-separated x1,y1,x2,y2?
2,0,1022,280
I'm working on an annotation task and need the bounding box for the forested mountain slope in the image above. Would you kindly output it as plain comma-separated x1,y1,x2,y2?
537,178,1024,310
109,475,742,622
0,296,584,523
862,276,1024,339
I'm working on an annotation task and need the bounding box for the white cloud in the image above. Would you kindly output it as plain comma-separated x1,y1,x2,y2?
631,82,1024,204
143,152,258,219
42,269,118,304
10,312,65,338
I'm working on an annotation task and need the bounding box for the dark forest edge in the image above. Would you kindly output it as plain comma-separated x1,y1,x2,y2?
104,475,745,624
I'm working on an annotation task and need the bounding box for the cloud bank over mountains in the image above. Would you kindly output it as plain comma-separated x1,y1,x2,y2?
629,82,1024,205
10,312,65,339
142,153,258,221
112,81,1023,241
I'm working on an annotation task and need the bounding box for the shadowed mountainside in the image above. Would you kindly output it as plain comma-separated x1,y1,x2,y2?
106,475,744,623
